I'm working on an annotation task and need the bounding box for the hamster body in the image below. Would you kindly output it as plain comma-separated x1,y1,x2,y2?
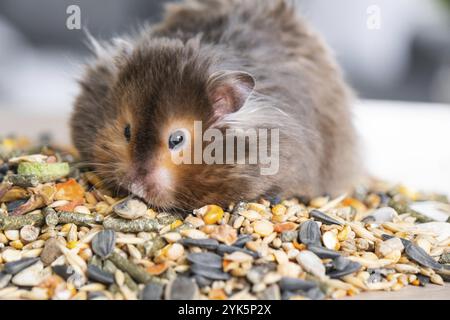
71,0,362,210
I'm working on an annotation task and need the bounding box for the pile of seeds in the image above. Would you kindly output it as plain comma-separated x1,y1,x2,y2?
0,136,449,300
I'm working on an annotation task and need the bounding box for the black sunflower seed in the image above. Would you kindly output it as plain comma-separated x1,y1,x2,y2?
278,277,317,292
165,276,198,300
298,220,321,246
190,264,231,281
179,238,219,250
91,229,116,259
404,241,443,270
310,209,342,225
187,252,223,269
87,264,114,285
0,272,12,289
3,257,40,275
216,244,259,258
328,261,362,278
233,235,253,248
308,245,341,259
52,265,75,281
141,282,164,300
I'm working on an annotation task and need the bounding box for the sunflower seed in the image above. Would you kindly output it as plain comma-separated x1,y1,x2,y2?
308,245,341,259
216,244,259,258
3,257,40,275
52,265,75,281
233,234,253,247
87,264,114,285
439,252,450,264
187,252,223,269
298,220,321,246
280,231,298,242
141,282,164,300
404,241,443,270
258,284,281,300
417,274,430,286
190,264,231,280
113,198,147,220
332,256,352,271
91,229,116,259
179,238,219,250
310,209,342,225
0,272,12,289
165,276,198,300
305,287,326,300
194,275,212,288
327,261,362,279
278,277,317,292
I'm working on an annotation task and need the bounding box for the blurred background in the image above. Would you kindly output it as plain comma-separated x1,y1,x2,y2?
0,0,450,194
0,0,449,114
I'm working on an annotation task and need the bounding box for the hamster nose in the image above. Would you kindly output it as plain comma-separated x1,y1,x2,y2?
146,167,172,191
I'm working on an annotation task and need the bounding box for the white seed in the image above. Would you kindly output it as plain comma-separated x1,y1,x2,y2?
184,216,205,228
114,199,147,220
2,249,22,262
253,220,274,237
296,250,326,279
74,206,91,215
322,231,339,250
376,237,404,257
19,225,40,242
287,248,300,260
115,270,125,287
430,274,444,286
162,232,182,243
233,216,245,229
394,264,420,274
5,230,20,241
415,237,432,255
12,261,48,287
277,262,302,278
225,251,253,263
273,250,289,265
240,210,262,222
165,243,184,260
180,229,208,240
127,244,142,261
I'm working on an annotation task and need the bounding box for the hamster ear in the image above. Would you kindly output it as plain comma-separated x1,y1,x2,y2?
207,70,255,119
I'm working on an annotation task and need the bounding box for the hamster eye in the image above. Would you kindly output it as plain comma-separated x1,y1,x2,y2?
124,124,131,142
168,130,186,150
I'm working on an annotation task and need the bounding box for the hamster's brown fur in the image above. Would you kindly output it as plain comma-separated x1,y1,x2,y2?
71,0,362,210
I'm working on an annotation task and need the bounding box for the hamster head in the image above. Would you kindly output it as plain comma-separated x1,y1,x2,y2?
71,38,259,210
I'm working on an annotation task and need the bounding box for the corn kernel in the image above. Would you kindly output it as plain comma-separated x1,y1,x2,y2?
170,220,183,229
272,204,287,216
67,241,79,249
10,240,24,250
204,207,224,225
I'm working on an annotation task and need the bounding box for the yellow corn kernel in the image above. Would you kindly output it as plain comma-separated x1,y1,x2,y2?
201,205,224,225
170,220,183,229
10,240,24,250
272,204,287,216
67,241,79,249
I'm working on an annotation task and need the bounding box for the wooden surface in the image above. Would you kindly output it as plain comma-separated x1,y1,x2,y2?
343,284,449,300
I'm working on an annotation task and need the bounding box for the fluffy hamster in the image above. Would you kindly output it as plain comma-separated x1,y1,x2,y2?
71,0,362,210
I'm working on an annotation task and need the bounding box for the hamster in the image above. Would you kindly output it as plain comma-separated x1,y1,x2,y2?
71,0,362,210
